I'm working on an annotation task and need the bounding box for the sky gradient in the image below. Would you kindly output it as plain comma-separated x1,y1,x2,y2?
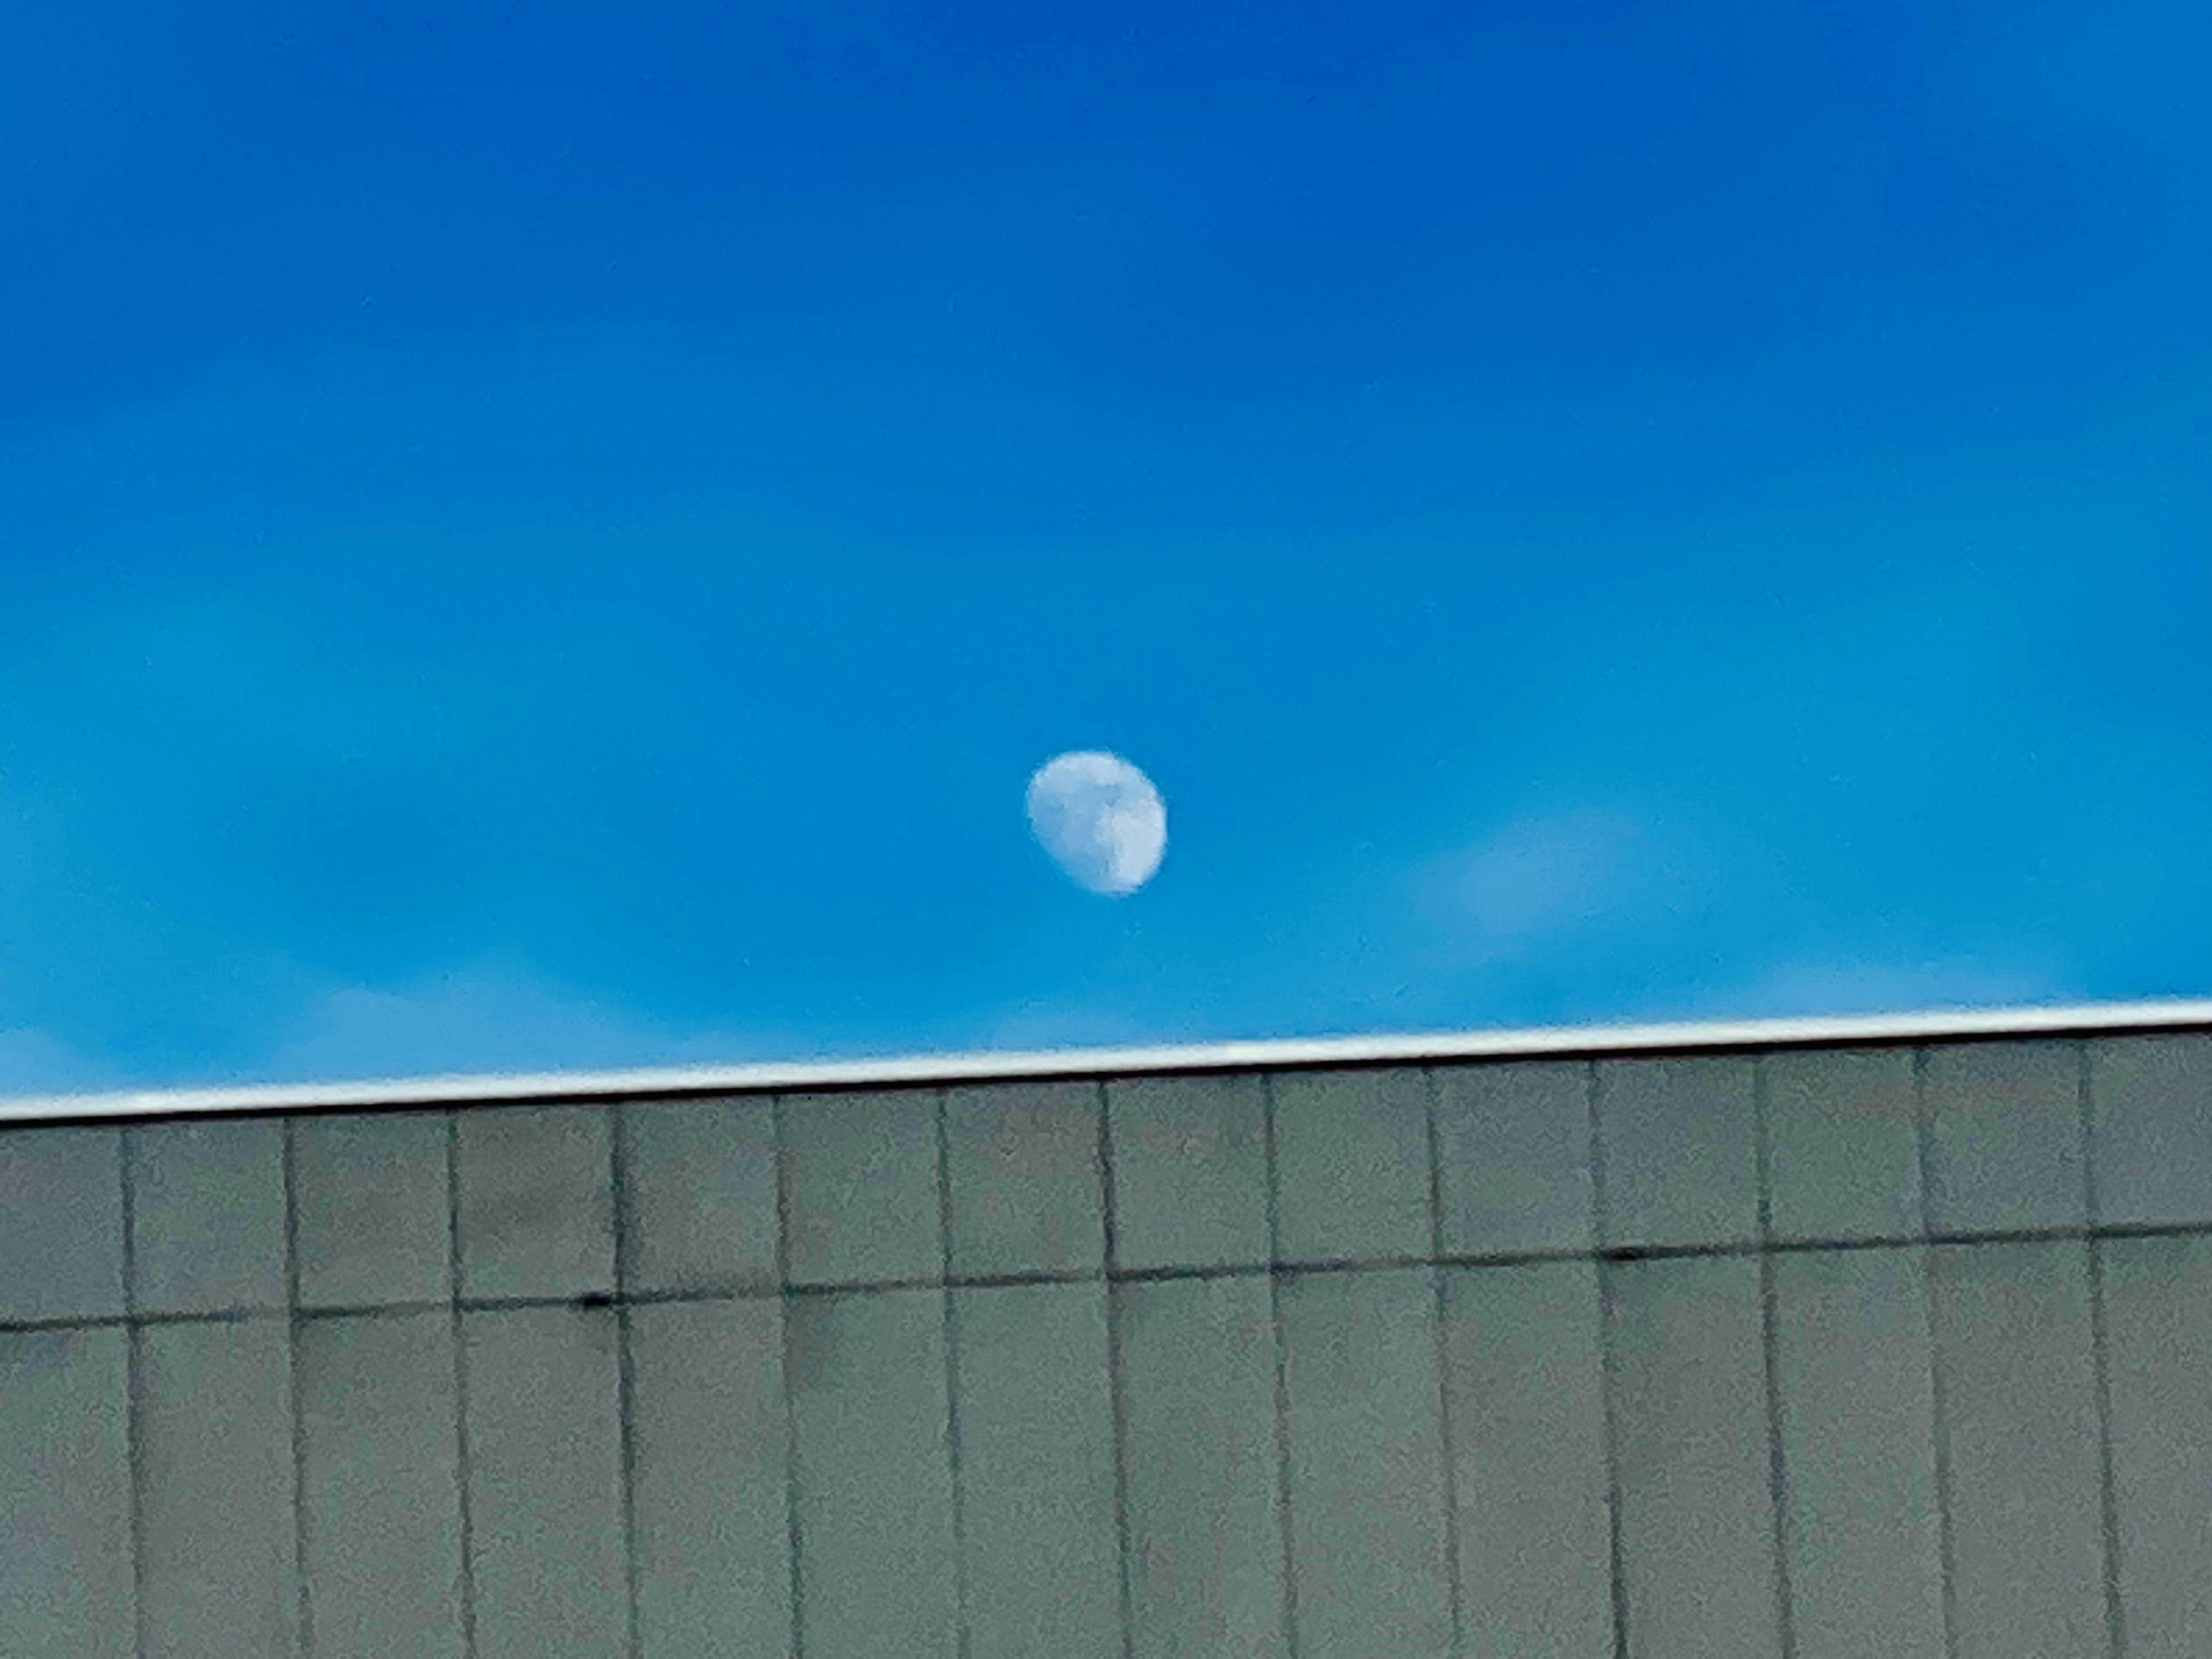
3,0,2207,1091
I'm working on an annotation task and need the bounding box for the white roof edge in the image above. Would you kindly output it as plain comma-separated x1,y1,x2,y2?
3,997,2209,1126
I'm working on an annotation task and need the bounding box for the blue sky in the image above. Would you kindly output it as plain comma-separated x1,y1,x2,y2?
2,0,2206,1091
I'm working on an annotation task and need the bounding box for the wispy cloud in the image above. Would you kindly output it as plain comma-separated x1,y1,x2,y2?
0,1026,119,1096
1416,806,1653,956
975,1001,1176,1053
255,957,802,1085
1674,953,2070,1021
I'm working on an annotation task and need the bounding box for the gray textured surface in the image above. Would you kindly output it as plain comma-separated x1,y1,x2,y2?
0,1327,134,1659
2103,1234,2212,1659
628,1297,793,1659
137,1317,301,1659
2089,1035,2212,1226
1607,1253,1782,1659
1433,1059,1594,1257
1763,1046,1923,1242
293,1112,453,1308
1105,1073,1272,1271
7,1025,2209,1659
1281,1266,1453,1658
454,1106,616,1301
1595,1056,1759,1249
1929,1241,2109,1659
1271,1067,1434,1262
619,1096,779,1295
129,1116,288,1315
462,1305,628,1659
787,1287,960,1658
0,1126,124,1322
781,1089,944,1285
1441,1260,1613,1658
296,1310,465,1659
1926,1040,2088,1233
1771,1248,1946,1659
944,1081,1105,1278
1116,1274,1287,1659
953,1281,1122,1658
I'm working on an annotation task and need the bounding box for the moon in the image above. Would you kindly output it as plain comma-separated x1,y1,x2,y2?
1025,751,1166,896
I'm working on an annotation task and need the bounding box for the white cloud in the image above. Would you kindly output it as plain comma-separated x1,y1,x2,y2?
975,1001,1169,1052
1424,806,1647,949
0,1026,118,1096
256,959,800,1085
1678,954,2069,1021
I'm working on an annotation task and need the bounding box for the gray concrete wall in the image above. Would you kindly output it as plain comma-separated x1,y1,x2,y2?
3,1028,2210,1657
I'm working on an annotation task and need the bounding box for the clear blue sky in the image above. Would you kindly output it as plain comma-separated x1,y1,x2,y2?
3,1,2206,1091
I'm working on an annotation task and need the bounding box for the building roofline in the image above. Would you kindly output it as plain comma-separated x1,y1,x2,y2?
3,997,2209,1127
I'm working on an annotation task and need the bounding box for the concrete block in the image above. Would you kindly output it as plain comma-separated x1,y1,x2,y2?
1271,1068,1433,1263
1433,1060,1593,1257
2102,1234,2212,1659
1115,1274,1287,1659
1105,1073,1271,1272
138,1317,301,1659
1927,1240,2108,1659
1764,1047,1922,1243
461,1304,627,1659
620,1097,779,1296
1280,1267,1453,1657
1607,1254,1782,1659
129,1116,287,1315
454,1107,615,1301
1440,1260,1612,1658
944,1081,1104,1278
296,1311,464,1659
2088,1035,2212,1226
0,1126,124,1322
0,1327,133,1659
1596,1057,1759,1249
293,1112,452,1309
782,1090,944,1286
628,1297,793,1659
953,1281,1121,1658
786,1287,959,1658
1771,1248,1945,1659
1925,1041,2086,1234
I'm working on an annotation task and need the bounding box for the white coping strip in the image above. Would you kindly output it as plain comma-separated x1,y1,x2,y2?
3,997,2209,1126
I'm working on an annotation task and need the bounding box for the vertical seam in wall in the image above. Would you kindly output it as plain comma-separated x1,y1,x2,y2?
1262,1073,1300,1659
772,1094,806,1659
1914,1046,1938,1243
1097,1081,1137,1659
1589,1061,1630,1659
937,1089,971,1659
1753,1059,1798,1659
1423,1067,1465,1659
2081,1041,2128,1659
282,1118,314,1659
447,1113,479,1659
610,1105,643,1659
122,1127,149,1659
1915,1048,1961,1659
